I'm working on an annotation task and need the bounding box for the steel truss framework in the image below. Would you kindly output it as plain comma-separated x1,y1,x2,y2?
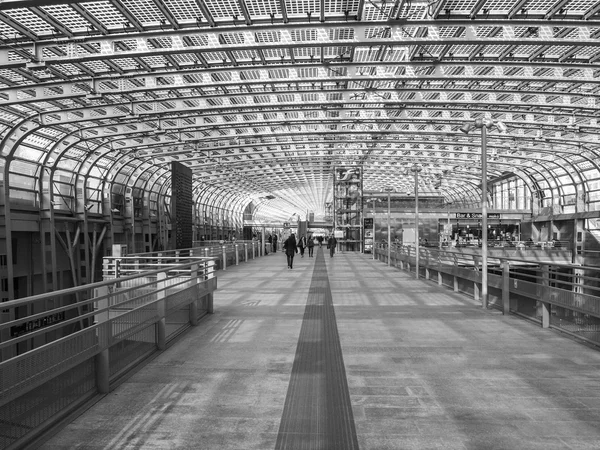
1,0,600,242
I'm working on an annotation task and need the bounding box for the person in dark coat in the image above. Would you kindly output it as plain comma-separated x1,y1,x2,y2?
272,234,278,252
283,233,298,269
307,234,315,257
327,234,337,257
297,234,307,257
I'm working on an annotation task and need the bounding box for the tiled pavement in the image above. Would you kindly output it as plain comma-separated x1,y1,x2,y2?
40,247,600,450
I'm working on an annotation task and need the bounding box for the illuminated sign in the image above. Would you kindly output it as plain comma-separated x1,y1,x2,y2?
455,213,501,219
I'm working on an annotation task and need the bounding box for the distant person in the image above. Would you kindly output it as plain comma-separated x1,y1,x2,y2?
268,233,273,252
272,234,278,252
327,234,337,257
297,234,307,257
317,235,323,248
283,233,298,269
307,234,315,257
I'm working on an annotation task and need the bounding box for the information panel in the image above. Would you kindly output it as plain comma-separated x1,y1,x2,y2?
363,218,374,253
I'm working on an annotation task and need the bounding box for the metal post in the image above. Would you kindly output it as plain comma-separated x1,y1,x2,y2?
387,191,391,266
481,126,488,309
502,261,510,315
222,245,227,270
156,271,166,350
414,168,419,279
372,199,376,260
235,244,239,265
244,243,248,262
190,264,198,325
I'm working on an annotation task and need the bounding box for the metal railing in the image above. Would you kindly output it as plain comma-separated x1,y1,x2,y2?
122,241,264,272
375,244,600,346
0,256,217,450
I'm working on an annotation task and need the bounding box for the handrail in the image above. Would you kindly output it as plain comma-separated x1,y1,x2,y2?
375,245,600,336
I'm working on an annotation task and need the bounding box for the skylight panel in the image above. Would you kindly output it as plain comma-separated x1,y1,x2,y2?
204,0,242,19
80,1,127,29
5,8,51,35
122,0,164,24
163,0,203,22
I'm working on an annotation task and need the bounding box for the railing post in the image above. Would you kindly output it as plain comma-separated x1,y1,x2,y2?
438,254,442,286
156,271,167,350
94,286,110,394
541,264,551,328
502,260,510,315
206,261,214,314
235,244,239,265
222,245,227,270
244,243,248,262
473,256,480,303
190,264,199,326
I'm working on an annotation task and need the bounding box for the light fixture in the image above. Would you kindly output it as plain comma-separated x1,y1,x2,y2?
111,208,120,213
84,203,93,211
460,122,474,134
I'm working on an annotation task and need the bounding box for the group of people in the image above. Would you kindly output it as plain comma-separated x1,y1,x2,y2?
283,233,337,269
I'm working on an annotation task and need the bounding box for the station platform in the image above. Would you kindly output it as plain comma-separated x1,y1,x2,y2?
40,247,600,450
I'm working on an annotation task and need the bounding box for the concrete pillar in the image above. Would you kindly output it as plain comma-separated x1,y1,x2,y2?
94,285,110,394
156,271,167,350
206,292,214,314
541,264,551,328
502,261,510,315
454,276,459,292
190,264,199,326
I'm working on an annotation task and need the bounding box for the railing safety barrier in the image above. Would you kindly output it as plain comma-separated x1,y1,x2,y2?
114,241,263,274
0,257,217,450
375,244,600,346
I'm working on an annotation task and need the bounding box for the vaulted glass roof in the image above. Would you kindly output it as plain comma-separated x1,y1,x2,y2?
1,0,600,221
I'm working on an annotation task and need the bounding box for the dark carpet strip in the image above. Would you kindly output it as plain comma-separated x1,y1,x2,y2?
275,248,359,450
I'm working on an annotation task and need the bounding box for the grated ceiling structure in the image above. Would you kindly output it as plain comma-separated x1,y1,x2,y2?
2,0,600,223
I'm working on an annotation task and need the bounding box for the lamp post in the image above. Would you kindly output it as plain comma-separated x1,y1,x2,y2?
411,164,422,279
460,118,507,309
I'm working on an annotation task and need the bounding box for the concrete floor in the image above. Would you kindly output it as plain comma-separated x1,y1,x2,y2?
41,247,600,449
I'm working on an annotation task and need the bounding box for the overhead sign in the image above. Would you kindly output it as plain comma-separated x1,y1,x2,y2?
455,213,501,219
283,222,290,228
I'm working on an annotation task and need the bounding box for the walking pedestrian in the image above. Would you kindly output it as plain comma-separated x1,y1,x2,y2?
307,234,315,257
327,234,337,257
317,235,323,248
272,234,278,252
283,233,298,269
298,234,307,257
